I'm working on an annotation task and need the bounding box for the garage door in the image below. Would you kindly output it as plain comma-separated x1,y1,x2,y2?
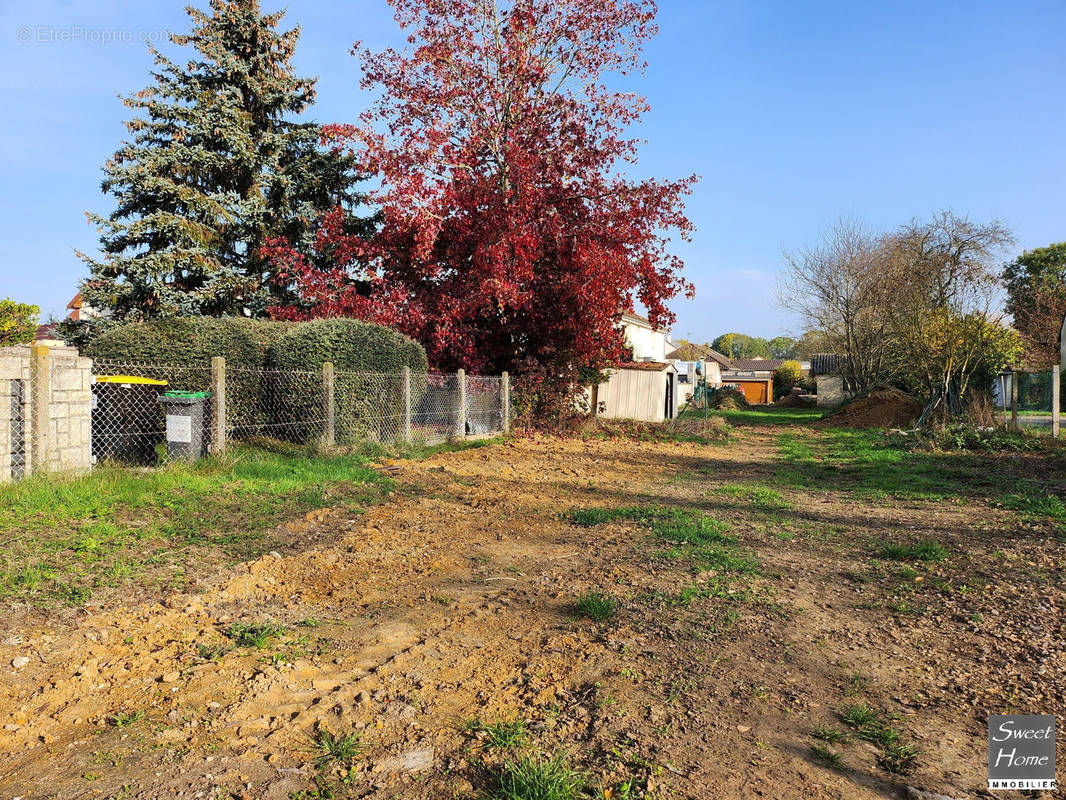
735,381,768,404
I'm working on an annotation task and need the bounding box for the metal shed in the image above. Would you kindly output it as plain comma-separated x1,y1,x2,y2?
592,362,679,422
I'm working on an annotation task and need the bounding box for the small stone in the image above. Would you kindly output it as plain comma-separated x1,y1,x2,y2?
11,657,29,669
160,671,180,683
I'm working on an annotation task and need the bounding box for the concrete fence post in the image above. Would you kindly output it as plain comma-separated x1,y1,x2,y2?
1053,365,1060,439
29,344,51,476
456,369,467,439
211,356,226,454
501,371,510,433
402,366,412,443
322,361,335,447
1010,369,1019,430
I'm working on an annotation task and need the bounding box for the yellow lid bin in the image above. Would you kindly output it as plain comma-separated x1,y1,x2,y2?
94,375,168,386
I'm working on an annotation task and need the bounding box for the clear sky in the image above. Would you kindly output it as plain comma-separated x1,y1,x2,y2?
2,0,1064,343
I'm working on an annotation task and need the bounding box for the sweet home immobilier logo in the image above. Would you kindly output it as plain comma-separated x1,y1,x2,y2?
988,714,1057,791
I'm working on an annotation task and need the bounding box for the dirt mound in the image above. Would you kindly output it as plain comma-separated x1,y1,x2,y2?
819,387,923,429
774,389,814,408
709,388,750,410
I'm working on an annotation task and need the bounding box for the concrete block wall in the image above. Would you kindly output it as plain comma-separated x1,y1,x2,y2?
816,375,853,408
0,345,92,482
47,347,93,474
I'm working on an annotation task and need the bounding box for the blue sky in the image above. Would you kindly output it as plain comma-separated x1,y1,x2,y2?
1,0,1064,343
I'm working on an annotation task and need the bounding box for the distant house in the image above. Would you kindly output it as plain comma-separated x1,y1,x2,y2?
664,342,727,401
720,358,783,405
65,292,103,322
620,311,670,362
809,354,852,407
33,323,65,346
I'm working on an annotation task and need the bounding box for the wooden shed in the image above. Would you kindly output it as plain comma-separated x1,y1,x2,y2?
592,362,679,422
726,377,773,405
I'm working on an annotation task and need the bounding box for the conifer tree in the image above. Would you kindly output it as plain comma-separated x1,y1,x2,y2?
71,0,370,338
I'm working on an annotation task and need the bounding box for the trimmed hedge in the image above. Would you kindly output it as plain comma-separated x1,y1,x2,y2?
268,318,427,373
87,318,293,432
268,319,429,443
86,317,428,443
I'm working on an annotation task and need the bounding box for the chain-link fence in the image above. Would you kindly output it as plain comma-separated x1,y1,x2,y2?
91,361,212,465
994,369,1062,431
1,346,510,480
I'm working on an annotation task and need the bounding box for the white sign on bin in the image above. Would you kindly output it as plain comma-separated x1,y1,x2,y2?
166,414,192,444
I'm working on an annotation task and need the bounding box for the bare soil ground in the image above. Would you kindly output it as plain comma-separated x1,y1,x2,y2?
1,425,1063,799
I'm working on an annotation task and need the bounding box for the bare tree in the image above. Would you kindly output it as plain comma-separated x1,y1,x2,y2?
779,218,897,393
886,212,1016,413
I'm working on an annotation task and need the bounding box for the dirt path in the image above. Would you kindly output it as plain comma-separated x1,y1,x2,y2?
0,429,1062,799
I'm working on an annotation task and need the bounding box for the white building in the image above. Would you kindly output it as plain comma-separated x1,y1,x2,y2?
621,311,670,362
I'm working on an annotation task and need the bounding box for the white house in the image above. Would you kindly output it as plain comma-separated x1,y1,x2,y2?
621,311,670,362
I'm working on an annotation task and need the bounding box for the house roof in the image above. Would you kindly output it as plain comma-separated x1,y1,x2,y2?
35,323,59,342
809,354,846,376
729,358,784,371
665,342,710,361
614,361,676,372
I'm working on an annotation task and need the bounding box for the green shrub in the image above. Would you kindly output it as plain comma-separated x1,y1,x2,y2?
85,317,430,445
87,317,294,432
86,316,289,367
269,319,428,444
268,318,427,373
0,299,40,347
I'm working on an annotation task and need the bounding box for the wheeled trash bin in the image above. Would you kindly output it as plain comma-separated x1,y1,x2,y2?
159,390,211,461
91,375,168,465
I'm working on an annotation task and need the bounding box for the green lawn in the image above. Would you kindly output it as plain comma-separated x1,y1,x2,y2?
773,428,1065,519
678,404,825,426
0,443,412,606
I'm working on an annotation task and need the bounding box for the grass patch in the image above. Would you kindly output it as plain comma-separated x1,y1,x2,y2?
839,703,917,773
877,742,920,774
1000,492,1066,522
489,752,584,800
681,406,824,427
876,540,948,563
108,710,144,728
575,592,617,622
224,621,287,649
465,719,528,749
811,725,850,744
565,505,755,576
714,483,791,510
0,444,391,607
809,742,845,770
312,729,363,768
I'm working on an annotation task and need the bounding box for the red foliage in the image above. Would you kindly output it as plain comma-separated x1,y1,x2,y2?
267,0,696,407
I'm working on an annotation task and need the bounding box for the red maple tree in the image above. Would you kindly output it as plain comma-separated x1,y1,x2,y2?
265,0,696,406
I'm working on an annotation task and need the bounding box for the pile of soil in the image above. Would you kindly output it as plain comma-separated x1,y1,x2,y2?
818,387,923,429
709,388,750,410
774,389,814,408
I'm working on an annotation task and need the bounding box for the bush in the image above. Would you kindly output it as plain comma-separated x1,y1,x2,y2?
86,316,289,368
268,318,427,373
773,359,804,398
86,317,427,443
268,319,428,444
87,317,293,430
0,299,40,347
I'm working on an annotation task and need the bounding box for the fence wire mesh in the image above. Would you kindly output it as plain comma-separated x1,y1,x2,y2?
466,375,504,435
74,361,507,473
226,367,326,443
90,361,212,465
2,368,30,481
